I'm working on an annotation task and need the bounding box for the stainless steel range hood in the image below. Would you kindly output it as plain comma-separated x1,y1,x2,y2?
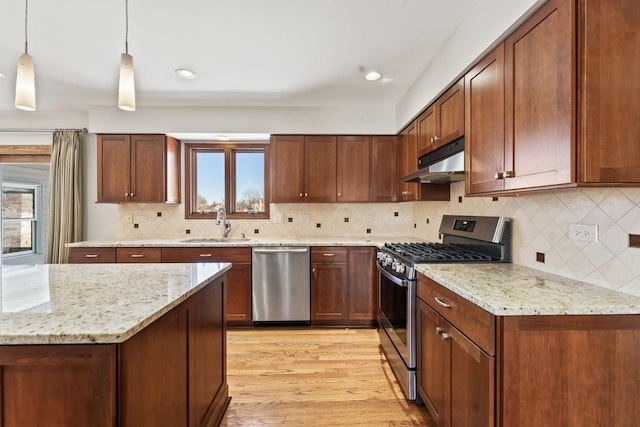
400,137,465,184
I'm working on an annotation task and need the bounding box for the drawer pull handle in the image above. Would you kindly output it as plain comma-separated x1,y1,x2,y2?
440,332,451,342
199,253,212,257
323,253,336,257
434,297,451,308
84,254,99,258
131,254,145,258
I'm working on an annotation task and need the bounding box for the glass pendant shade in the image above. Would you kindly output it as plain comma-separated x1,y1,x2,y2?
15,53,36,111
118,53,136,111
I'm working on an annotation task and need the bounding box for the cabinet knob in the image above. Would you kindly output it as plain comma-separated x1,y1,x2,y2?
440,332,451,342
504,170,514,178
130,192,135,197
435,326,444,336
401,191,409,195
305,192,308,197
299,193,303,197
494,172,504,180
125,192,129,197
338,192,342,197
432,135,440,143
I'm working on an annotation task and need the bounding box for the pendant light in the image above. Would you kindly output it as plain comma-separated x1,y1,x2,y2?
118,0,136,111
15,0,36,111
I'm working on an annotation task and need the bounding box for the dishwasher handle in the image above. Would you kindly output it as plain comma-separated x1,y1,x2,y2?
253,247,309,254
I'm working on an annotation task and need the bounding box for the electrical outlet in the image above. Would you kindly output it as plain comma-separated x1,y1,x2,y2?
363,215,373,221
300,214,310,222
273,213,284,223
137,215,147,222
126,213,134,224
569,224,598,242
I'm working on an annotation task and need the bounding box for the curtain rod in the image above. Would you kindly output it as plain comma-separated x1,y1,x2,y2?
0,128,88,134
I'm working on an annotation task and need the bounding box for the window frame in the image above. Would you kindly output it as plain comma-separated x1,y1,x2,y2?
2,181,42,259
184,142,270,220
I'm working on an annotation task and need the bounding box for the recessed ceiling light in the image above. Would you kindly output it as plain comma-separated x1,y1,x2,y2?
175,68,197,79
365,70,382,81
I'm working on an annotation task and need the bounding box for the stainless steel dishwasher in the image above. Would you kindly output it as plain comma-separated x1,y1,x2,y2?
252,247,310,325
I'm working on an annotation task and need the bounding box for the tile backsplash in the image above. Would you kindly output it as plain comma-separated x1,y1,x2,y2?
117,182,640,296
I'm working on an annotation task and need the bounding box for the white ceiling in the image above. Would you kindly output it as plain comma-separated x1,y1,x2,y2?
0,0,476,113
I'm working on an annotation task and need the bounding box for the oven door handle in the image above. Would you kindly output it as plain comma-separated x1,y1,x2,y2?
377,263,409,287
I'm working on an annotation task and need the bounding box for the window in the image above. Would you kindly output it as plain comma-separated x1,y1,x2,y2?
2,183,39,256
185,143,269,219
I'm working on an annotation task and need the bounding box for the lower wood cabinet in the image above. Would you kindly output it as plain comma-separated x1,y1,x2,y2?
69,246,252,326
311,246,377,326
417,273,640,427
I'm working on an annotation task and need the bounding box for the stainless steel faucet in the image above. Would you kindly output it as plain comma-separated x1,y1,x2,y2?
216,206,231,238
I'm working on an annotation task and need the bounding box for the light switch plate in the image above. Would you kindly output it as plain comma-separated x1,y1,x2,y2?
569,224,598,242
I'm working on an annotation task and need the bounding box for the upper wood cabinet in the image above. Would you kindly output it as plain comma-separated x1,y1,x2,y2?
370,135,399,202
337,136,371,202
97,134,180,203
579,0,640,183
417,78,465,157
466,0,640,195
270,135,337,203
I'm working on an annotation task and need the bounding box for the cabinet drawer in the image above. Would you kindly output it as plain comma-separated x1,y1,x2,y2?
69,247,116,263
311,247,348,263
162,247,251,263
116,247,162,263
418,274,495,355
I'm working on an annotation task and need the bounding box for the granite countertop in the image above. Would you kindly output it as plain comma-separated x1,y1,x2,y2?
66,236,422,248
416,263,640,316
0,262,231,345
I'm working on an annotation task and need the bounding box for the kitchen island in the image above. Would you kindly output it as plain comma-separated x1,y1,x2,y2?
0,262,231,427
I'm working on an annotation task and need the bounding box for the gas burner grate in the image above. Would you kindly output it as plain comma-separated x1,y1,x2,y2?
384,242,492,263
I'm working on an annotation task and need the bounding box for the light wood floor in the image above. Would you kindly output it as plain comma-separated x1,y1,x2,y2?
220,328,435,426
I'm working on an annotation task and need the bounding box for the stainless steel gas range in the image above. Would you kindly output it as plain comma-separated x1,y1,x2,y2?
377,215,511,401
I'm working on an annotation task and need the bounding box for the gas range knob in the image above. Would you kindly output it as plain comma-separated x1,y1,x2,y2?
394,263,406,274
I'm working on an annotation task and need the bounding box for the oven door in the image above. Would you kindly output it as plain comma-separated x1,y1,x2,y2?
377,262,416,369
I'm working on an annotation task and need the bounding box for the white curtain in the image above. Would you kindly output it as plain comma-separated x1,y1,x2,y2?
46,130,82,263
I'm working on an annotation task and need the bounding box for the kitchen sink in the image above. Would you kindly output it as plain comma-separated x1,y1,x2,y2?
180,238,251,243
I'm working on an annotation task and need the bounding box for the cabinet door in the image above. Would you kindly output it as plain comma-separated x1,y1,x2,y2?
370,136,399,202
417,105,438,156
447,321,494,427
580,0,640,183
337,136,370,202
270,135,305,202
399,123,419,201
226,263,252,324
436,77,465,150
304,136,337,202
347,247,376,322
97,134,131,202
465,44,506,195
311,263,348,322
418,301,445,427
503,0,574,190
130,135,167,202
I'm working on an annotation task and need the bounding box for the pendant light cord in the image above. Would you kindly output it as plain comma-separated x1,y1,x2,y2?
24,0,29,54
125,0,129,54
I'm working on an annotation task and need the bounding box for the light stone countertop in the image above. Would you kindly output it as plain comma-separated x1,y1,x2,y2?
0,262,231,345
66,236,422,248
416,263,640,316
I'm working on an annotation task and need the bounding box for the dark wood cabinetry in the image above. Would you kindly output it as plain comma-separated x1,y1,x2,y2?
417,272,640,427
465,0,640,195
337,136,371,202
311,246,377,326
417,78,465,157
162,247,252,326
579,0,640,184
417,275,495,427
311,247,349,322
97,134,180,203
370,136,399,202
270,135,337,203
69,246,252,326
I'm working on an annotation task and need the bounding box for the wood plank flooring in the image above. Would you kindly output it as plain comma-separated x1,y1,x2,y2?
220,328,435,426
